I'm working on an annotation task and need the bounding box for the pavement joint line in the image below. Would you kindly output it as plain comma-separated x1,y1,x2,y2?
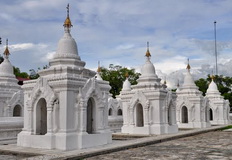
0,125,229,160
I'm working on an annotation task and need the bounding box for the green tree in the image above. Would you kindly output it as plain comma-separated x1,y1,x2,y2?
29,65,48,79
100,64,140,98
195,78,209,96
29,69,39,79
13,66,29,78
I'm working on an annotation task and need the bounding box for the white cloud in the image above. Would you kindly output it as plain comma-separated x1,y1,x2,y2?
115,44,135,50
155,56,187,74
10,43,35,51
41,51,56,62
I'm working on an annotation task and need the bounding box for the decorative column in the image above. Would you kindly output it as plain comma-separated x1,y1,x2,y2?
53,100,59,132
176,109,180,123
171,106,176,125
27,106,33,133
165,107,169,124
144,101,150,126
97,107,104,130
47,106,53,134
129,107,134,125
79,99,86,133
7,105,11,117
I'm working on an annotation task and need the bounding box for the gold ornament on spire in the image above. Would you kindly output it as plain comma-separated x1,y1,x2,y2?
97,61,101,73
125,72,129,78
164,77,167,85
3,39,10,58
210,74,215,80
63,3,73,28
186,58,191,70
145,41,151,57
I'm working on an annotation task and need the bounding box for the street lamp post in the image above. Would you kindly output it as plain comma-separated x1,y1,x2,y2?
214,21,218,75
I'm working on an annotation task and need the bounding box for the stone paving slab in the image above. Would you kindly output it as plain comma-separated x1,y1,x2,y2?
0,125,229,160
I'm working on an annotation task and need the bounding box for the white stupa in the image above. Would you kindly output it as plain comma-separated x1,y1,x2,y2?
119,42,178,135
108,95,123,133
107,73,129,133
0,39,24,144
0,39,23,117
176,59,211,128
205,75,230,125
17,4,112,150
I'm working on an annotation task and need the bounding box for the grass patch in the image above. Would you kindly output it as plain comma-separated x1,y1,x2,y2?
219,125,232,131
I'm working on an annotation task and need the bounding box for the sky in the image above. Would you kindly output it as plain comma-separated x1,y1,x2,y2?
1,0,232,87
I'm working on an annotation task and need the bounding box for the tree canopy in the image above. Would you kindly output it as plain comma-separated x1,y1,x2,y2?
100,64,140,98
13,66,29,78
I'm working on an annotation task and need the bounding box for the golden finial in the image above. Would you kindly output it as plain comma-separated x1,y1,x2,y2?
125,72,129,78
210,74,215,80
63,3,73,28
3,39,10,58
145,41,151,57
186,58,191,71
97,61,101,73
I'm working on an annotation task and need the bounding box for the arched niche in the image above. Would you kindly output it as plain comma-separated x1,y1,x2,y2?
13,105,22,117
35,98,47,135
117,109,122,116
209,108,213,121
168,105,172,125
181,106,188,123
135,103,144,127
108,108,113,116
86,97,96,134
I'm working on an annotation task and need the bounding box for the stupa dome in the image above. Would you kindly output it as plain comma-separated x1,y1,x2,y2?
141,58,157,78
206,78,220,94
0,58,14,77
54,33,79,59
183,71,195,87
122,78,131,91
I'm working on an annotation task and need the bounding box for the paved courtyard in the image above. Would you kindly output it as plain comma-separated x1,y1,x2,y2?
86,130,232,160
0,127,231,160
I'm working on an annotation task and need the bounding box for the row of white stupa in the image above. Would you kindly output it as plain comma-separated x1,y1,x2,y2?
0,5,230,151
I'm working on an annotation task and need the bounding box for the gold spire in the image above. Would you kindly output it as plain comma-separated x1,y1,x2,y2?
3,39,10,58
210,74,215,80
125,72,129,78
145,41,151,57
164,77,167,85
186,58,191,70
63,4,73,28
97,61,101,73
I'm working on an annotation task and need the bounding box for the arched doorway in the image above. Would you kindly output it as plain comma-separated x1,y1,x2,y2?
36,98,47,135
108,108,113,116
117,109,122,116
209,108,213,121
13,105,22,117
135,104,144,127
87,98,95,134
181,106,188,123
